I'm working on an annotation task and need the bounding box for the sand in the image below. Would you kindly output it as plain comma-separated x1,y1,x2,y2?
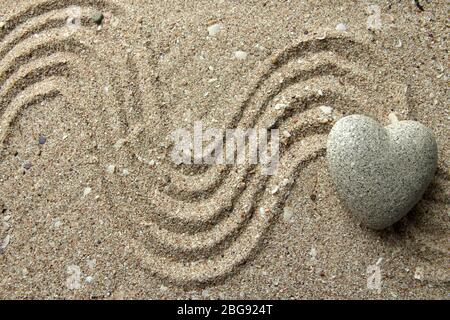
0,0,448,299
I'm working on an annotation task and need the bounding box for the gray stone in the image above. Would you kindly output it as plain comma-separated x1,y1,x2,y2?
91,11,104,25
38,135,46,145
23,162,32,170
326,114,438,230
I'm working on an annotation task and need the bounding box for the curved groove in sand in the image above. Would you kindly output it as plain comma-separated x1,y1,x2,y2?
160,49,393,201
147,89,365,235
0,77,63,144
138,140,327,284
0,0,120,42
0,53,71,114
132,35,409,284
136,134,329,260
0,3,413,286
0,1,136,156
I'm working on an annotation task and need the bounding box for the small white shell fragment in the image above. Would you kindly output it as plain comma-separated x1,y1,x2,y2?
274,103,288,110
208,23,223,36
66,265,81,290
234,50,248,60
1,235,10,250
336,23,347,32
320,105,333,115
309,247,317,260
283,207,293,222
367,5,382,30
83,187,92,197
414,267,424,280
106,164,116,174
270,185,279,194
160,285,168,292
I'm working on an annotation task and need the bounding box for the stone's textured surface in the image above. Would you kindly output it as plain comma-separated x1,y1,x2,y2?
327,115,438,230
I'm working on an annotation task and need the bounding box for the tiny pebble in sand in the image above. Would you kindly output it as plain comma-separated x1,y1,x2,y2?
106,165,116,174
208,23,222,36
83,187,92,197
336,23,347,31
1,235,10,251
91,11,104,25
234,50,248,60
38,135,46,145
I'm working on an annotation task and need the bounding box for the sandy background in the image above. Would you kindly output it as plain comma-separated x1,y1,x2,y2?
0,0,448,299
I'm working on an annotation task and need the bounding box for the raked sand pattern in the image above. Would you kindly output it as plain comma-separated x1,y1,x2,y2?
0,0,448,298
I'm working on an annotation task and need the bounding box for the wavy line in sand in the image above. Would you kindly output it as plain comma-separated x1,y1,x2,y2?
0,1,140,157
122,35,411,285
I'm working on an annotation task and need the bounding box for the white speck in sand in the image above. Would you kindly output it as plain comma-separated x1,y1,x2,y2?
259,207,266,218
52,218,63,229
255,43,266,51
106,164,116,174
122,169,130,176
280,179,290,188
137,156,156,166
160,285,168,292
274,103,288,110
234,50,248,60
208,23,223,36
3,215,11,222
2,222,10,232
66,265,82,290
114,138,126,150
1,235,10,251
83,187,92,197
367,5,382,30
320,105,333,115
414,267,424,281
283,207,293,223
282,130,291,138
270,185,279,194
85,276,93,284
309,247,317,261
336,23,348,32
87,258,96,270
201,289,210,298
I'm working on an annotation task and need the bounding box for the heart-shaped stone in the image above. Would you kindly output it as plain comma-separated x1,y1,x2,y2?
327,114,438,230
